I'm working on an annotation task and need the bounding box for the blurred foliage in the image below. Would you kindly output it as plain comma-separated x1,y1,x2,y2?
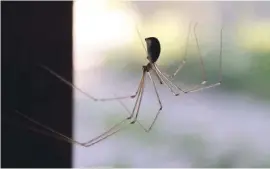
103,48,270,101
220,51,270,100
103,102,270,167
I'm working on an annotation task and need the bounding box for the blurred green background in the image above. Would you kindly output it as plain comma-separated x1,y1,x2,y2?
72,1,270,167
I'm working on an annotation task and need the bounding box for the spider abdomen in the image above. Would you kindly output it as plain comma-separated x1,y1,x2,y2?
145,37,161,63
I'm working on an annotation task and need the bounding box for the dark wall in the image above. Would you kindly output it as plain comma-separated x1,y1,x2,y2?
2,1,73,167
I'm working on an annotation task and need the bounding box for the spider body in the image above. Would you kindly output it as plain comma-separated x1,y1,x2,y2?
145,37,161,63
142,63,152,72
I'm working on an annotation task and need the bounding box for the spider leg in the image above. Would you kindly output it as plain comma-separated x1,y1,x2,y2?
178,27,223,93
117,98,148,131
125,68,164,132
154,27,223,94
13,109,132,147
170,22,208,84
8,65,151,147
41,65,141,102
170,21,192,79
81,118,130,147
117,70,161,132
41,65,97,101
193,22,207,84
166,22,208,92
77,71,148,146
3,111,76,144
130,70,146,123
144,71,163,132
153,64,182,95
124,1,147,54
151,68,163,84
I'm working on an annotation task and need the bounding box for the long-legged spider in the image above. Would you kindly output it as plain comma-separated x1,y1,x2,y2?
13,21,223,147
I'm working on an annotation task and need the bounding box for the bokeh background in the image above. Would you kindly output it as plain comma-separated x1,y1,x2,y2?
72,1,270,167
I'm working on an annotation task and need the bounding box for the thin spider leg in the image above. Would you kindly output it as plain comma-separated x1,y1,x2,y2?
130,72,146,124
152,67,180,96
172,22,209,92
3,112,76,144
14,109,131,147
218,28,223,83
41,65,141,101
86,71,146,141
127,85,142,119
179,28,223,93
80,71,147,144
11,70,149,147
14,110,84,146
161,23,208,92
194,22,207,84
145,72,163,132
153,23,208,94
135,24,147,54
26,125,76,143
153,64,184,94
117,98,148,131
125,2,147,54
183,82,221,93
83,122,130,147
11,67,149,147
81,118,130,147
154,25,222,95
41,65,97,101
151,68,163,84
127,71,146,120
171,21,192,78
94,69,146,102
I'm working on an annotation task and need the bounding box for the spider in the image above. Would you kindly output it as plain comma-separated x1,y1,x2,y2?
14,21,223,147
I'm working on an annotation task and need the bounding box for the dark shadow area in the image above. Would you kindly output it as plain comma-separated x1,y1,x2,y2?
1,1,73,167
